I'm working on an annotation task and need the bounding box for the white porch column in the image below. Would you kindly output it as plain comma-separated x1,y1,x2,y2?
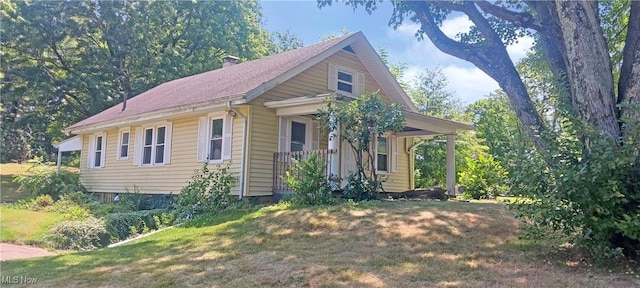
56,149,62,173
328,116,340,178
446,134,456,196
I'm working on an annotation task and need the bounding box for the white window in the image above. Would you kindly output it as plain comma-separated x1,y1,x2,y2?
328,63,365,96
117,128,130,160
87,132,107,169
375,134,398,173
278,116,319,152
197,113,233,163
134,122,172,166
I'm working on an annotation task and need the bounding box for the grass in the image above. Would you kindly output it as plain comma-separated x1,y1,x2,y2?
1,200,638,287
0,206,65,245
0,163,79,203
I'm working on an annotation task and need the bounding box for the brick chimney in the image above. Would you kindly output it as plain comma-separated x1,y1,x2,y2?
222,55,240,68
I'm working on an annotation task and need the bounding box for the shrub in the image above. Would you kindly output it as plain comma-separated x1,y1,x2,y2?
14,161,85,200
104,209,174,241
283,152,334,206
174,162,237,219
459,153,508,200
342,170,377,201
46,217,110,250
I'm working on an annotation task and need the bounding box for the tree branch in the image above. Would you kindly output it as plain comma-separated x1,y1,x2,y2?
618,0,640,127
474,0,543,31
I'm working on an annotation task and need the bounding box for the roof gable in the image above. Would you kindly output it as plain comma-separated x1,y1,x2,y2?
67,32,416,133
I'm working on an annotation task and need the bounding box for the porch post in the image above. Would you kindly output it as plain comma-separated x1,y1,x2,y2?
328,116,340,181
446,134,456,196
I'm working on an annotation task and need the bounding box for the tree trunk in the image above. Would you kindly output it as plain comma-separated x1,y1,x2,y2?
555,1,620,140
618,0,640,132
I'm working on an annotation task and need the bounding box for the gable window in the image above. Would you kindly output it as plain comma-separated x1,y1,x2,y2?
328,63,365,96
197,113,233,163
117,129,130,160
134,122,172,166
87,132,106,169
337,71,353,94
375,134,398,173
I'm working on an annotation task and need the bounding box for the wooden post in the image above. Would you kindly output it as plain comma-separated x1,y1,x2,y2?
446,134,456,196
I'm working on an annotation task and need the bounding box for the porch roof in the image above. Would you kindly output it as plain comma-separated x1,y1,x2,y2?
264,95,474,137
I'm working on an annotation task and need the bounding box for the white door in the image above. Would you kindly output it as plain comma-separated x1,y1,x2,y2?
340,140,359,187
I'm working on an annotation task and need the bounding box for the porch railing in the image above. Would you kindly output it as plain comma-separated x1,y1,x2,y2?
272,149,337,193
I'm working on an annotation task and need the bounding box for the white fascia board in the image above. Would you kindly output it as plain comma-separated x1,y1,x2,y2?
67,97,246,135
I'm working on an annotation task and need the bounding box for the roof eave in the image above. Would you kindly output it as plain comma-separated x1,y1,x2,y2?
66,96,246,135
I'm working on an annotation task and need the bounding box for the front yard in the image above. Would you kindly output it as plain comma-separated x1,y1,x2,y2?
1,200,638,287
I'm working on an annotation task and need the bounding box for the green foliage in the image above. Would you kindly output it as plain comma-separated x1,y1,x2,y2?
318,92,405,200
509,128,640,259
13,161,85,200
342,171,377,201
46,217,110,251
175,163,238,219
104,209,174,242
283,152,334,206
1,0,280,162
459,153,508,200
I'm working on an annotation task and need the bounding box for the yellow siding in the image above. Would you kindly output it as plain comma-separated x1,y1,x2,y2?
246,50,410,195
79,108,247,195
383,137,413,192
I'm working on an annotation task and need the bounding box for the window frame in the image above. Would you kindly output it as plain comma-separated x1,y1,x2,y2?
376,135,390,173
117,128,130,160
208,117,225,162
336,70,354,94
88,132,106,169
136,122,173,167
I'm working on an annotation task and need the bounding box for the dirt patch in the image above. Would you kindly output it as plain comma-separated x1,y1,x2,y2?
0,243,54,261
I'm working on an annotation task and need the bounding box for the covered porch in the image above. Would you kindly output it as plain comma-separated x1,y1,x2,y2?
264,94,473,195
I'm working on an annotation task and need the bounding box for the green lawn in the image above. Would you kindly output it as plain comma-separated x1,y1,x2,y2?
0,206,65,245
1,200,638,287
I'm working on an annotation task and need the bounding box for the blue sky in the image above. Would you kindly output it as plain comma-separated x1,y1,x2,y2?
260,0,534,105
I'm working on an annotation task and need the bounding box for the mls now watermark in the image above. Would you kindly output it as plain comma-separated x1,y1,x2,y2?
1,275,38,284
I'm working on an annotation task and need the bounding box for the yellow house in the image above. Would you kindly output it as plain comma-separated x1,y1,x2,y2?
64,32,472,200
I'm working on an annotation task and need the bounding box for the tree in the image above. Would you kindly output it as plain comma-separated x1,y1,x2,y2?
1,0,277,162
318,92,405,199
319,0,640,257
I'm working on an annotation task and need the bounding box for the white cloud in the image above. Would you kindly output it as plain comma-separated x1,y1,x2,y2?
441,16,473,39
506,35,535,63
442,66,500,104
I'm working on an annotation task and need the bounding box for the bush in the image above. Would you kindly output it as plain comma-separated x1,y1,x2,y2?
14,161,85,200
459,153,508,200
342,170,377,201
105,209,175,241
46,217,110,250
283,152,334,206
174,162,237,219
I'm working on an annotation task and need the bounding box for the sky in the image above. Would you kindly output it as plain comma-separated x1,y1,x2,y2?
260,0,534,105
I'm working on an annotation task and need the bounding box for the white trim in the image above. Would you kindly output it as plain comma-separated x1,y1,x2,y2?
67,97,245,135
375,134,391,174
285,116,313,152
116,127,130,160
197,111,232,163
88,132,106,169
138,121,172,167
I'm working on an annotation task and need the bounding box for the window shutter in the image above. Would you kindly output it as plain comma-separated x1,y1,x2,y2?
164,122,173,164
355,72,365,96
87,135,96,168
99,132,106,168
197,116,209,162
278,116,289,152
312,120,320,150
328,63,337,91
222,114,233,160
391,135,398,173
134,127,143,166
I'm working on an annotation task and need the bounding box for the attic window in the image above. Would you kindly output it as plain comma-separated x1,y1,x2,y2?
342,45,355,53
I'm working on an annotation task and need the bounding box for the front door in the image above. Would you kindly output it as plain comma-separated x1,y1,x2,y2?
340,140,359,187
